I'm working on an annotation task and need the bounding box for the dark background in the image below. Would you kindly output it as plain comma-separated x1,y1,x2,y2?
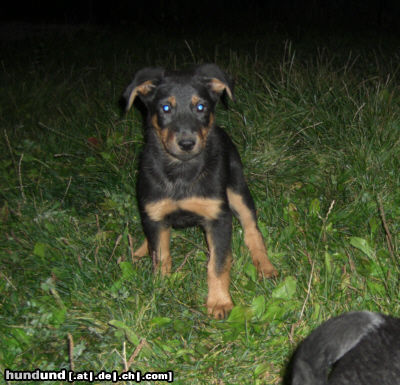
2,0,400,35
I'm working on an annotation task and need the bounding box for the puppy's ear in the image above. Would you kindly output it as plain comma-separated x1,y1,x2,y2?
195,64,234,102
123,67,165,112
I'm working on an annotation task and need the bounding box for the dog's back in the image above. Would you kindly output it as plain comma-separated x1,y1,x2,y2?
287,311,400,385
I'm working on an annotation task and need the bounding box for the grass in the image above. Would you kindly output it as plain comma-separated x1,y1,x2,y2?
1,26,400,384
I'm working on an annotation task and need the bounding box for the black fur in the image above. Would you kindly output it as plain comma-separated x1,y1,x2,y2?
286,311,400,385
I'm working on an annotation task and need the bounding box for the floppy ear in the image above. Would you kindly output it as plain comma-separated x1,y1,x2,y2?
123,67,165,112
195,63,234,102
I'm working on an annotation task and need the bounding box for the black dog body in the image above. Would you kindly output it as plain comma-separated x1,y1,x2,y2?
288,311,400,385
125,64,277,318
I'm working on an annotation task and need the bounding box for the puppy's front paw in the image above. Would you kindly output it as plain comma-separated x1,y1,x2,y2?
258,263,278,279
207,299,234,319
253,254,278,278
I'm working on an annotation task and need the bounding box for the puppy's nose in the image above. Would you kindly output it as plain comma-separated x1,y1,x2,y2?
178,138,196,151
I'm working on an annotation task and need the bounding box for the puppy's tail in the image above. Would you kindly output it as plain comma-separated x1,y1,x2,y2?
289,311,384,385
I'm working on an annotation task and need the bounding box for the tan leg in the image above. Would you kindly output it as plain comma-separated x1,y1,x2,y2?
227,188,277,278
133,239,148,257
205,232,233,319
158,227,171,275
244,227,277,277
134,228,171,275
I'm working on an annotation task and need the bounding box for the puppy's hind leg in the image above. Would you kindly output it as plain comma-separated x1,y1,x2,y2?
133,238,148,257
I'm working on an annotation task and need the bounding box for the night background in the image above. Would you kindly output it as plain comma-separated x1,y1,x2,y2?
2,0,400,33
1,1,400,384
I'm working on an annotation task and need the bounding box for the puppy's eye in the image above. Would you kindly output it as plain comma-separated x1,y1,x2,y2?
162,104,171,113
196,103,205,112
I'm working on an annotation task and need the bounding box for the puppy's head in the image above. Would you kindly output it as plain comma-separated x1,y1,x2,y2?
124,64,234,161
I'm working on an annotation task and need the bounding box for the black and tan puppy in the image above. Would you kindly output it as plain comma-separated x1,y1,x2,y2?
286,311,400,385
124,64,277,319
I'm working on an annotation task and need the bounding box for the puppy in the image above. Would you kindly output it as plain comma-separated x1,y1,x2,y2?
287,311,400,384
124,64,277,318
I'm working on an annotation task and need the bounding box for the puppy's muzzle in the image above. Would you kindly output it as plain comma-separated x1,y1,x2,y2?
178,138,196,152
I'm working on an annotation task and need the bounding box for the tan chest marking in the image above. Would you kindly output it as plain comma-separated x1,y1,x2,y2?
178,197,222,220
145,197,223,222
145,199,177,222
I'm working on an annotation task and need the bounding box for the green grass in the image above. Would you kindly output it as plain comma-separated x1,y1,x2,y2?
1,27,400,384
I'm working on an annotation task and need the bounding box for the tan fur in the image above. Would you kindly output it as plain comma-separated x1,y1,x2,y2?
134,231,171,275
151,114,162,131
145,197,222,222
126,80,155,111
167,95,176,107
205,232,233,319
158,227,171,275
200,113,214,142
209,78,233,100
178,197,222,220
227,188,277,277
145,199,177,222
191,94,200,105
133,239,148,257
151,115,177,158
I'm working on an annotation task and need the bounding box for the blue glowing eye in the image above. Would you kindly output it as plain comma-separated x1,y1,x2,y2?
162,104,171,113
197,103,205,112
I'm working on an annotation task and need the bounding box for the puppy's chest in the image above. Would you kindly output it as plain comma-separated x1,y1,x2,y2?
145,195,224,227
145,175,226,227
141,151,228,226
